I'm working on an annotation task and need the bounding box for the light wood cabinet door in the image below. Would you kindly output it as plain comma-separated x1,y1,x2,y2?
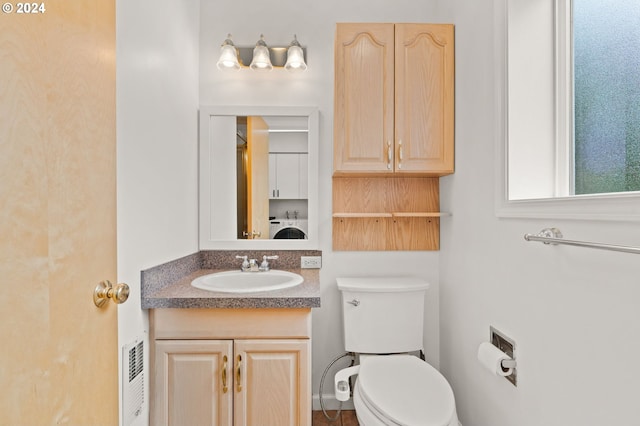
334,23,454,176
334,23,395,173
154,340,233,426
234,339,311,426
395,24,454,174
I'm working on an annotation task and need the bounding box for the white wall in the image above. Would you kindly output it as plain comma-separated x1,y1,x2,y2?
438,1,640,425
116,0,200,424
199,0,443,409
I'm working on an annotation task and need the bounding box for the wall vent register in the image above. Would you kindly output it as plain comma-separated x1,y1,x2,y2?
122,339,144,426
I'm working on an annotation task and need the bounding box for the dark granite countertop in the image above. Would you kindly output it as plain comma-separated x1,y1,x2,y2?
141,250,322,309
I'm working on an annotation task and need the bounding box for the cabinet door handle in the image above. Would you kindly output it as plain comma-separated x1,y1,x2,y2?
398,139,403,170
221,355,228,393
236,354,242,392
387,140,392,169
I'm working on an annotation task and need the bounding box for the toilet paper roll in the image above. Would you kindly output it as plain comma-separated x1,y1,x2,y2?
477,342,514,377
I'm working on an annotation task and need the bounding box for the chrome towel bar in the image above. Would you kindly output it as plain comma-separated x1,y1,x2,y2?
524,228,640,255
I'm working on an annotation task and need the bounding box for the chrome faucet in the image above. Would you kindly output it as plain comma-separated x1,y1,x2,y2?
248,258,259,272
236,255,250,271
236,255,278,272
259,255,279,272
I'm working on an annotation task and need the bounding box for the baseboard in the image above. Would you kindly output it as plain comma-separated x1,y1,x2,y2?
312,393,355,411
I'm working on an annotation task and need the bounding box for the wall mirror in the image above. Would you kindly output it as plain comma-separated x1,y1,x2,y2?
199,106,319,249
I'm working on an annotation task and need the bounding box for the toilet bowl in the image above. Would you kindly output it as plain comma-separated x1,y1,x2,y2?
351,355,458,426
334,276,459,426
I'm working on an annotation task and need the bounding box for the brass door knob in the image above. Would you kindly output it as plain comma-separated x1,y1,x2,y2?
94,280,130,307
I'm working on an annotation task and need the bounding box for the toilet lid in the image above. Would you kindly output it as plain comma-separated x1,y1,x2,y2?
358,355,455,426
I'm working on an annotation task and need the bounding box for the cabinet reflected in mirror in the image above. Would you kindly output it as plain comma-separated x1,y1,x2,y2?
199,106,318,250
235,115,308,240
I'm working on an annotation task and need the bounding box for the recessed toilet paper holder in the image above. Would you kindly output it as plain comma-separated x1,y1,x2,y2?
490,326,517,386
500,358,517,369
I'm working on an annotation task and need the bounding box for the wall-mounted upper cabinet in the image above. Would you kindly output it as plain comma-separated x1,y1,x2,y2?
269,153,308,199
333,23,455,176
332,23,455,251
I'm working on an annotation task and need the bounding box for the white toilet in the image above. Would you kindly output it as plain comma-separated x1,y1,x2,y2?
334,277,459,426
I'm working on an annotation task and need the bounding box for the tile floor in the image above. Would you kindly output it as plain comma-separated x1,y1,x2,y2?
312,410,359,426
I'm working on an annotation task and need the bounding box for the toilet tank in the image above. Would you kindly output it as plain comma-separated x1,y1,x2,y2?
337,277,429,354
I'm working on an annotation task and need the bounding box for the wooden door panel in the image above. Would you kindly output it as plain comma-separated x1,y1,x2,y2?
247,117,270,239
334,23,395,173
0,1,118,423
234,339,311,426
154,340,233,426
395,24,455,173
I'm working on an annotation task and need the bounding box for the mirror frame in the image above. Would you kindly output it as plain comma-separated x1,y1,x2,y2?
199,105,320,249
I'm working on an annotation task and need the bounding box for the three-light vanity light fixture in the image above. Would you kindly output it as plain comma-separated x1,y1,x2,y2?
216,34,307,72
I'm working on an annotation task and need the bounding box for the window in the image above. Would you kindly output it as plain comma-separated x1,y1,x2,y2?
572,0,640,195
497,0,640,219
504,0,640,201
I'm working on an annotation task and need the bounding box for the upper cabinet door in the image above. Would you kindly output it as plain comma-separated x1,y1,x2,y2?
334,23,455,176
395,24,455,174
334,23,395,173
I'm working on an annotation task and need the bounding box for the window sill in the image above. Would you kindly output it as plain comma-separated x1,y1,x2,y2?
495,192,640,222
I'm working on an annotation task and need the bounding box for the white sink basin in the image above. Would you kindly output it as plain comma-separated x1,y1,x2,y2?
191,270,304,293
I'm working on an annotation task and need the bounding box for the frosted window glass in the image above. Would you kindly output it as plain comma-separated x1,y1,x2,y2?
573,0,640,195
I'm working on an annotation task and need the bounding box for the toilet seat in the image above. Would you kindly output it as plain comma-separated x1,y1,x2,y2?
356,355,456,426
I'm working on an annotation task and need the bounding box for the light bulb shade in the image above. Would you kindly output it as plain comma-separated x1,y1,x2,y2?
285,45,307,72
250,44,273,71
216,37,240,70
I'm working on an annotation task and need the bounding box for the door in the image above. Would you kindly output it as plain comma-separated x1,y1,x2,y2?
0,1,119,424
299,154,309,198
269,153,278,198
334,23,395,173
278,154,301,199
154,340,233,426
237,145,249,238
234,339,311,426
271,153,301,199
395,24,455,174
247,116,270,239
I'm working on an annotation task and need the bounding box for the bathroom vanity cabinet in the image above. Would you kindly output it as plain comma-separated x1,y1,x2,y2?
150,308,311,426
